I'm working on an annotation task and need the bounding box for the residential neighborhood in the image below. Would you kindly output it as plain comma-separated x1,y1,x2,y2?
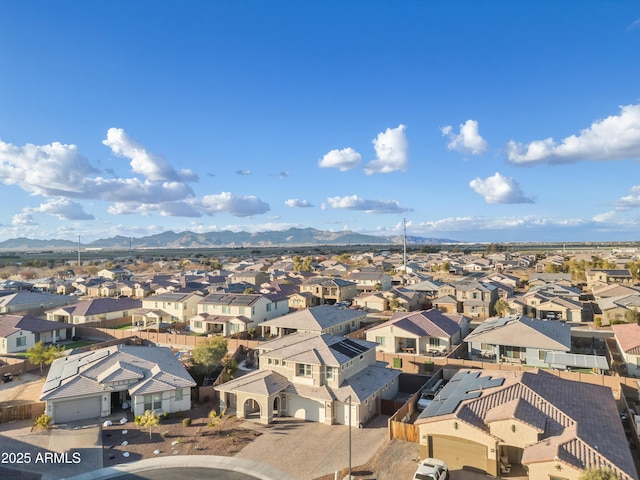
1,244,640,480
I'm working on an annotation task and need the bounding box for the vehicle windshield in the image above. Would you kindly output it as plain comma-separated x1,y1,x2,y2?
414,473,437,480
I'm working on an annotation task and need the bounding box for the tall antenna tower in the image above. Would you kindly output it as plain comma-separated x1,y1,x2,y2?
403,218,407,280
77,235,81,267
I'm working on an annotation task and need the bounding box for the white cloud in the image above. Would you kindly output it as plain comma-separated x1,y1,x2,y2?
200,192,270,217
0,140,99,196
612,185,640,210
441,119,488,155
26,198,95,220
236,169,252,175
11,213,36,226
628,18,640,31
364,124,409,174
469,172,534,204
103,128,198,182
506,104,640,165
285,199,313,208
318,147,362,171
325,195,410,214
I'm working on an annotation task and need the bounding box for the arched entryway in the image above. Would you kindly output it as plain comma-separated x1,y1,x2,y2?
273,397,280,417
243,398,261,420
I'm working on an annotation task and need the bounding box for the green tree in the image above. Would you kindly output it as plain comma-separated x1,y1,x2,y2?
625,309,640,324
220,354,238,382
494,298,510,317
26,341,64,374
193,336,228,373
208,408,227,434
388,295,400,312
243,287,255,294
440,262,450,272
579,467,618,480
136,410,160,439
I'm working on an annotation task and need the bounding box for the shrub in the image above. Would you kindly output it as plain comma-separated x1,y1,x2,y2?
594,316,602,328
134,415,142,426
34,414,52,429
163,411,170,420
182,417,192,427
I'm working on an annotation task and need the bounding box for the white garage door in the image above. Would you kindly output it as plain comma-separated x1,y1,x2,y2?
54,396,101,423
288,395,324,423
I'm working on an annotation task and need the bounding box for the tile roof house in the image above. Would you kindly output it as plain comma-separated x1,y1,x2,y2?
0,291,77,315
40,344,196,424
464,315,571,366
586,269,634,288
596,294,640,326
415,369,636,480
611,322,640,377
346,271,392,292
0,314,75,354
299,277,358,306
189,292,288,336
46,297,142,325
365,309,465,356
352,287,426,313
215,332,400,426
260,304,366,337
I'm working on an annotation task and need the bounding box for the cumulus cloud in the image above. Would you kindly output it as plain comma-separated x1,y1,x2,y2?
318,147,362,171
236,169,252,175
12,213,36,226
0,140,100,196
26,198,95,220
200,192,270,217
364,124,409,174
469,172,534,204
325,195,410,214
285,199,313,208
103,128,198,182
441,119,488,155
506,104,640,165
612,185,640,210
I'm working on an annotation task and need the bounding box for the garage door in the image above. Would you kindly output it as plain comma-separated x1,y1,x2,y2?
288,395,324,423
431,435,489,474
53,396,101,423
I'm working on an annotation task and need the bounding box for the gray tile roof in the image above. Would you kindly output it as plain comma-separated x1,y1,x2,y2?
41,345,195,401
52,297,142,317
0,314,68,338
368,309,461,338
261,305,365,332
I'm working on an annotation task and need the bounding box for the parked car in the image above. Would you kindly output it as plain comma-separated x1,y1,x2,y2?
412,457,448,480
417,379,444,410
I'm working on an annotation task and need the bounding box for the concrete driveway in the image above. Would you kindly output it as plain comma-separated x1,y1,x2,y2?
235,416,390,480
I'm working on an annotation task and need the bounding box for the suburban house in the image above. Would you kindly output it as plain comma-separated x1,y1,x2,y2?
611,323,640,377
415,369,636,480
189,292,288,335
464,315,571,366
407,279,445,300
365,309,463,356
46,297,142,325
0,314,75,354
528,272,573,288
454,281,498,319
299,277,358,306
586,269,634,288
352,287,426,313
40,344,196,424
139,291,204,323
0,291,76,315
597,295,640,325
287,291,317,310
260,304,366,337
346,271,392,292
431,295,459,314
592,283,640,300
97,268,131,281
215,332,400,426
230,271,269,287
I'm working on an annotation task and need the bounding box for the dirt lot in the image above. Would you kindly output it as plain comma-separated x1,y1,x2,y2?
102,403,261,468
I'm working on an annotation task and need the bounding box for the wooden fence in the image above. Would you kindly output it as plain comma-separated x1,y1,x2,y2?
0,402,45,423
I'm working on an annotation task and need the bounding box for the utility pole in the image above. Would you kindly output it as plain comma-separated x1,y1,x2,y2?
346,395,352,480
403,218,407,283
77,235,81,267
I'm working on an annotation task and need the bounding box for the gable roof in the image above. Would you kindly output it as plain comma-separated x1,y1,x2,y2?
611,323,640,354
417,369,636,480
0,314,67,338
368,309,461,338
261,305,364,331
41,345,195,401
53,297,142,317
464,315,571,351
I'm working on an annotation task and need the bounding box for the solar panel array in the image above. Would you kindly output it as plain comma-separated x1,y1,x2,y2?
422,371,505,418
204,294,256,306
329,338,369,359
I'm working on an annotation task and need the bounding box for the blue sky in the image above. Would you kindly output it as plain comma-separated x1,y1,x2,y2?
1,1,640,243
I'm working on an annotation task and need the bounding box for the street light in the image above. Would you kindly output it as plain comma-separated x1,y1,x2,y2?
345,395,352,480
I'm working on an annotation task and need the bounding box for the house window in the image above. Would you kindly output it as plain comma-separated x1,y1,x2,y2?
34,333,40,343
144,393,163,411
222,306,230,314
176,389,183,401
229,324,240,333
297,364,312,377
326,367,335,380
538,350,549,361
194,321,202,329
429,338,440,347
16,337,26,347
266,303,272,312
480,343,492,351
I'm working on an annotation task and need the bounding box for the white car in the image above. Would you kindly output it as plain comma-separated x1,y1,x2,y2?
412,458,448,480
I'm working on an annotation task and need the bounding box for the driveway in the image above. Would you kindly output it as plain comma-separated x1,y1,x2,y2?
0,418,102,480
235,416,390,480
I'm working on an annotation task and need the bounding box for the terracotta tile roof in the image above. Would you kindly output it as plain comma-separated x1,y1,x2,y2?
611,323,640,354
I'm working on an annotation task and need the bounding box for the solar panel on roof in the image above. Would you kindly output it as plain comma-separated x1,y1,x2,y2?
342,338,368,354
329,341,360,359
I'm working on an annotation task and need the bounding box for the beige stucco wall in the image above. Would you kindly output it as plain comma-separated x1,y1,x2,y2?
488,419,539,448
526,461,582,480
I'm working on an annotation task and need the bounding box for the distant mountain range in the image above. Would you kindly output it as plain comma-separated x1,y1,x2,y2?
0,228,459,251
